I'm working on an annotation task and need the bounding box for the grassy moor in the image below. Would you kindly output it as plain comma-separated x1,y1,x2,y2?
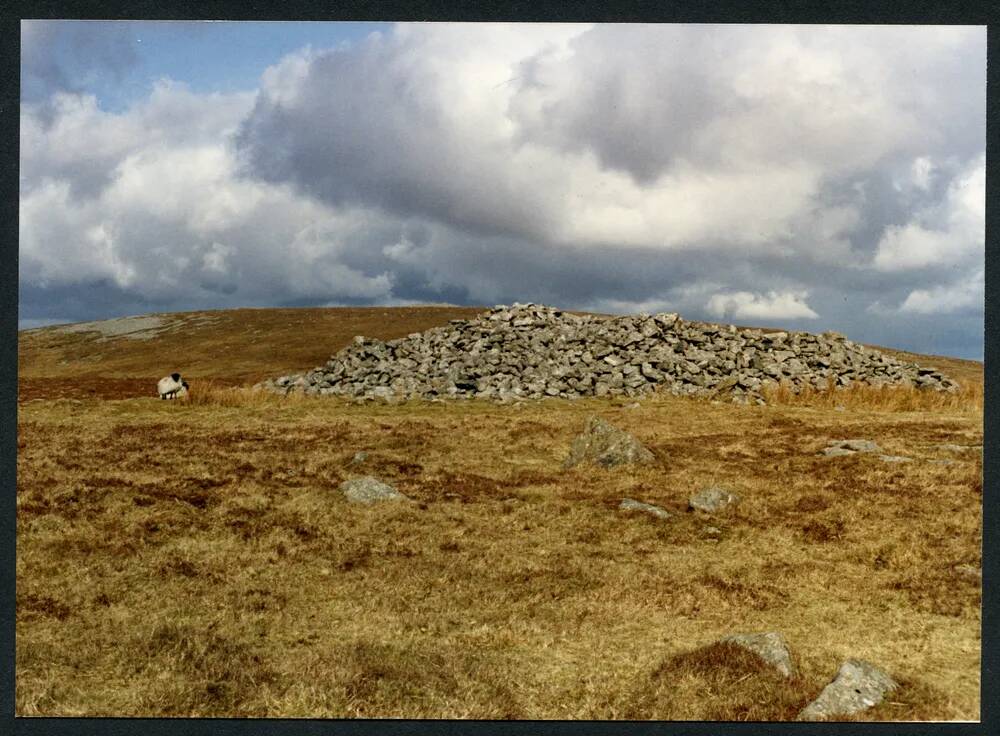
16,307,982,719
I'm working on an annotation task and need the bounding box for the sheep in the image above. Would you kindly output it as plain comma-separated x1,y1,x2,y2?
157,373,189,400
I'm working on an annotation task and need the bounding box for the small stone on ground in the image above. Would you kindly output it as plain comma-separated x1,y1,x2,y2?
619,498,671,519
689,486,741,513
339,476,409,504
819,439,881,456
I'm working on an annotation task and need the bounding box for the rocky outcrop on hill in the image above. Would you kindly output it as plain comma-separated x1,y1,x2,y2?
261,303,958,403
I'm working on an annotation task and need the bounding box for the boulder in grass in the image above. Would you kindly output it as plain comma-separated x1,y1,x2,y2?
619,498,671,520
821,446,857,457
820,439,881,456
563,416,655,469
718,632,794,678
689,486,741,513
797,659,898,721
340,476,409,504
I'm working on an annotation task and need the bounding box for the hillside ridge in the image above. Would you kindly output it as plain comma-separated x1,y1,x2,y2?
18,305,983,400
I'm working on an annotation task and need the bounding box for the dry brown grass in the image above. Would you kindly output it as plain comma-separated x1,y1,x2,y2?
762,380,983,415
16,308,982,719
16,390,981,719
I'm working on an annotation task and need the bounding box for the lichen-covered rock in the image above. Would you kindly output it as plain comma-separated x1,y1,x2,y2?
563,416,655,469
797,659,898,721
263,303,959,404
619,498,671,519
689,486,741,513
718,632,795,677
339,476,408,504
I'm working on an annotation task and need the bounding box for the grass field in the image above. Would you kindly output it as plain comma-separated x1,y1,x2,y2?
16,307,983,719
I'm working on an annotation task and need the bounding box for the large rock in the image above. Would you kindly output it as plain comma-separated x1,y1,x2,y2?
718,632,795,677
797,659,898,721
563,416,656,469
689,486,741,513
339,476,409,504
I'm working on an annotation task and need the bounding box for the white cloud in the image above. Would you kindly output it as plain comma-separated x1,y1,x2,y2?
237,24,984,268
910,156,936,191
706,290,820,321
899,268,984,315
19,83,398,304
874,153,984,271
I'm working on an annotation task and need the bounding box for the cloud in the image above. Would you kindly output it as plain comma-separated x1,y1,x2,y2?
18,23,987,358
873,153,984,271
19,82,398,310
706,290,820,321
899,268,984,315
21,21,139,103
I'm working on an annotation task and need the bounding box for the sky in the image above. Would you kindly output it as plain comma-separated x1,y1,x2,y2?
19,21,986,359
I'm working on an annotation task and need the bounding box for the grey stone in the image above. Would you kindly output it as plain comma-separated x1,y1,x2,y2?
797,659,898,721
351,451,368,465
619,498,671,519
339,476,409,504
719,632,794,677
836,439,881,452
820,439,881,456
689,486,741,513
878,455,911,463
564,416,656,469
820,447,857,457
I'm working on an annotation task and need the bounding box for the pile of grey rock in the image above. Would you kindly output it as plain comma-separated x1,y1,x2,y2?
260,303,958,403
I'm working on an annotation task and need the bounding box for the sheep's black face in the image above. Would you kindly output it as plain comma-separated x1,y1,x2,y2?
171,373,181,381
182,381,189,389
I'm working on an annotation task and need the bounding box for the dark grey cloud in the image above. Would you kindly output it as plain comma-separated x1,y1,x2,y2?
19,24,986,359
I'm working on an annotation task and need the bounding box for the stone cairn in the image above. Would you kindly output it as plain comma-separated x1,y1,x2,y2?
260,303,958,403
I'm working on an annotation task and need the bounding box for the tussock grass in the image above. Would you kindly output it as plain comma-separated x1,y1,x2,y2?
183,380,310,408
761,379,983,415
620,641,814,720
